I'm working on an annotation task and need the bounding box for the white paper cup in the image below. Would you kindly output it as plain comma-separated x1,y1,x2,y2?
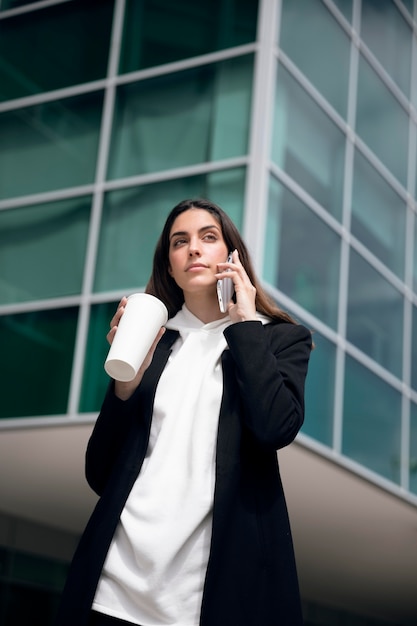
104,293,168,382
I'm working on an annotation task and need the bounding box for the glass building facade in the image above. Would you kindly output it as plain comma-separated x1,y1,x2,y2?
1,0,417,624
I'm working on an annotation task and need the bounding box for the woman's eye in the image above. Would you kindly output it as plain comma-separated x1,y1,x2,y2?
203,233,217,241
173,238,187,247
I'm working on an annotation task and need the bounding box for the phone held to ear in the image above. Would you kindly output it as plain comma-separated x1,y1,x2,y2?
217,253,234,313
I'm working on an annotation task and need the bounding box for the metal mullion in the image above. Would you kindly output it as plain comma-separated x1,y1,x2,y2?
399,9,417,491
66,0,126,417
0,0,70,20
242,0,279,272
0,80,107,114
333,0,361,455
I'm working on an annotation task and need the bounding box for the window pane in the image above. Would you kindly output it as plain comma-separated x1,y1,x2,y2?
1,0,49,9
356,53,408,188
108,56,253,180
410,305,417,392
120,0,258,74
361,0,411,98
343,355,401,484
0,0,114,101
332,0,352,21
0,197,91,305
302,333,336,447
0,93,104,200
414,217,417,294
351,149,406,279
273,64,345,220
280,0,350,118
410,402,417,495
94,169,245,293
0,307,78,418
79,301,117,413
347,249,403,377
264,176,340,328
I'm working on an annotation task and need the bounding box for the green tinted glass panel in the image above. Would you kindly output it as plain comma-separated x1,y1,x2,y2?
0,197,91,305
273,64,345,220
0,0,113,101
343,355,401,484
94,169,245,293
0,93,104,200
280,0,350,118
108,56,253,180
79,301,118,413
264,176,340,328
347,249,403,377
410,402,417,495
351,150,406,278
0,307,77,418
332,0,352,21
120,0,258,74
1,0,49,9
356,54,408,188
414,217,417,293
361,0,411,98
302,333,336,446
410,305,417,392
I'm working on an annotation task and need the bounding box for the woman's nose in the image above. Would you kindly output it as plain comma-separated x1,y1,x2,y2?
188,241,201,256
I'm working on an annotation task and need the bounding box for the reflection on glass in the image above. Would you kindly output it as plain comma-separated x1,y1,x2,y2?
0,0,114,101
343,355,401,483
356,53,408,188
347,249,403,377
302,333,336,446
94,169,245,293
273,64,345,220
280,0,350,119
0,197,91,305
80,302,117,413
120,0,258,74
410,402,417,495
0,308,78,418
0,92,104,200
351,149,406,278
264,177,340,328
108,56,252,180
361,0,411,98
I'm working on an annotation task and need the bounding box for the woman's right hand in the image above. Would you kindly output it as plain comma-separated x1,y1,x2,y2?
108,297,165,401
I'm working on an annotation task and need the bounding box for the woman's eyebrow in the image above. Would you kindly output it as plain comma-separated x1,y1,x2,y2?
169,225,220,240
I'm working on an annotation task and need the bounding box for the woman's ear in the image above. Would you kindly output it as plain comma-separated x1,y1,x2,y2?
168,265,173,276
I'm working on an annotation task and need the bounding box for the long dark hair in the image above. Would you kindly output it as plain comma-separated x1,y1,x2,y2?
146,198,297,324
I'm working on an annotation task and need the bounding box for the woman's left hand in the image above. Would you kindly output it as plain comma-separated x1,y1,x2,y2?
216,249,257,323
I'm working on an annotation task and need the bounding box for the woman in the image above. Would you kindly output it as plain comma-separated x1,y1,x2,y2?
54,198,312,626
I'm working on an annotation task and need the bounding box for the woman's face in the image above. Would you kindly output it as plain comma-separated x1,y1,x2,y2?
168,208,229,298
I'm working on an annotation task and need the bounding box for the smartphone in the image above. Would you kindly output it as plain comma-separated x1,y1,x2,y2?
217,253,234,313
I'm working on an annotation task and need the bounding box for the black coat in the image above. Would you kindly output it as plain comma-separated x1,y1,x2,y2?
54,320,312,626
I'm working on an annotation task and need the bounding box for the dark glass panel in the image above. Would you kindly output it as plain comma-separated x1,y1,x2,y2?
343,355,401,484
0,92,104,199
0,196,91,305
0,0,114,101
0,307,78,418
120,0,258,74
302,333,336,446
265,177,341,328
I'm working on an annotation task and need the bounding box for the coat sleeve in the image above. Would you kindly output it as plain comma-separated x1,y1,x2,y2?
223,321,312,450
85,381,144,496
